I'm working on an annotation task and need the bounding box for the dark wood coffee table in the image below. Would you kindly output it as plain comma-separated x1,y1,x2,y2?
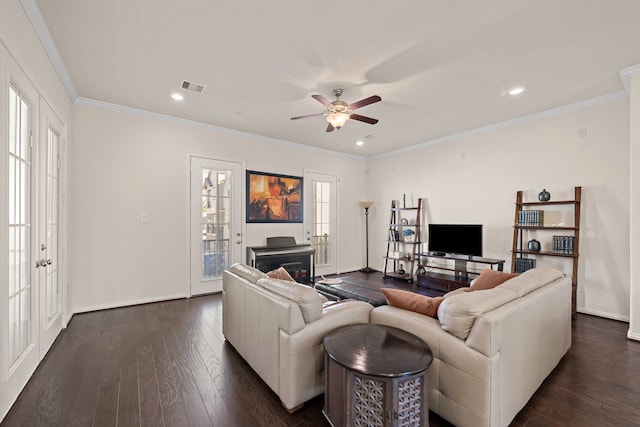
323,324,433,426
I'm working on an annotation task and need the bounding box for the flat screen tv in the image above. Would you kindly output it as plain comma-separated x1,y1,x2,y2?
428,224,483,257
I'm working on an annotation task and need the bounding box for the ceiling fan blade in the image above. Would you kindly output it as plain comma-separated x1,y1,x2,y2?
312,94,333,108
290,112,325,120
326,123,335,132
348,95,381,110
350,113,379,125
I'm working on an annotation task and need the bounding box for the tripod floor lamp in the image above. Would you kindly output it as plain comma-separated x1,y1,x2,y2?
359,201,377,273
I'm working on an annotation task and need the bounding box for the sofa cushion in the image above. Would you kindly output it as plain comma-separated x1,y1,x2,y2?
267,266,295,282
470,269,518,290
256,277,323,323
229,263,268,283
437,287,518,340
381,288,444,318
498,267,564,297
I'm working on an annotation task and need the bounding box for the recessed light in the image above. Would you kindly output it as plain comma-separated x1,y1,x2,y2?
356,140,364,146
508,86,525,96
171,93,184,101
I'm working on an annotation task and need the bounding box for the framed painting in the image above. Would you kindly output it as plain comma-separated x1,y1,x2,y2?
246,170,303,223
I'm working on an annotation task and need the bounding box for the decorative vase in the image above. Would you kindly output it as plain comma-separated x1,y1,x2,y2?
527,239,541,252
538,189,551,202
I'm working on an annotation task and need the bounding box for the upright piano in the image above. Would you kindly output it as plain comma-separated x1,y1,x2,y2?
247,236,315,284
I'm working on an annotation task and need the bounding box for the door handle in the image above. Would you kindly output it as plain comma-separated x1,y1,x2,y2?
35,258,51,268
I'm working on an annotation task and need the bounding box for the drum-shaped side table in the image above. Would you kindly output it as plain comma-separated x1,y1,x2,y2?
323,324,433,427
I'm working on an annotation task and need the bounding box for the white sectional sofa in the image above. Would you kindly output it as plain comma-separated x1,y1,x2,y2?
222,263,373,412
223,264,571,425
371,267,572,427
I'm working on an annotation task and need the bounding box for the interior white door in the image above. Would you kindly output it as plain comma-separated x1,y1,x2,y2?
304,172,338,277
4,75,39,401
37,99,64,357
190,157,242,295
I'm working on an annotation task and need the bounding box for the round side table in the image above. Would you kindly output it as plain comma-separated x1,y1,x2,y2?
323,323,433,427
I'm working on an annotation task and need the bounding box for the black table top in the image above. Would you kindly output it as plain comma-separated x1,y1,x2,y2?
314,276,388,306
323,324,433,377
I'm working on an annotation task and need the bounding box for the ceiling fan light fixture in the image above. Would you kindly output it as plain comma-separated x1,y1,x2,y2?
326,112,350,129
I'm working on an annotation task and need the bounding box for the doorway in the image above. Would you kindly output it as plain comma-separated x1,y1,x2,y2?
304,172,338,277
190,157,242,295
3,63,65,409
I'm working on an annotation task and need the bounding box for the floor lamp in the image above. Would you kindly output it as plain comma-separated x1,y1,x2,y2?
359,201,377,273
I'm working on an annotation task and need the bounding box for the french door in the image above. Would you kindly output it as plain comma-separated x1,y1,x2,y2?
37,99,64,357
304,172,338,277
5,76,40,394
190,157,242,295
3,66,63,409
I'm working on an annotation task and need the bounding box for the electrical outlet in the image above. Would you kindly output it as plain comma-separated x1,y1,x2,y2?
140,214,148,223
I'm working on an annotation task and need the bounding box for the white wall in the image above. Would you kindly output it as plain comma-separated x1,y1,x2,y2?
367,98,631,320
70,102,368,311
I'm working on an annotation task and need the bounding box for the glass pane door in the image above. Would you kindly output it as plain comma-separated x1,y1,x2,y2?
190,157,242,295
45,127,59,319
7,84,34,371
304,172,337,277
38,106,64,357
313,181,331,266
202,169,231,280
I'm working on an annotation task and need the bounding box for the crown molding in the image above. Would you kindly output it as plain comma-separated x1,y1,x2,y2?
620,64,640,92
75,97,366,160
372,90,629,159
20,0,77,100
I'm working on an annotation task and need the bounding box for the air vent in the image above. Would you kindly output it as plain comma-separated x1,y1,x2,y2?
181,80,206,94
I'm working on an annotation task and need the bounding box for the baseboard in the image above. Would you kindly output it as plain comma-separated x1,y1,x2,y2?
577,307,630,323
64,311,73,326
73,293,187,314
627,330,640,341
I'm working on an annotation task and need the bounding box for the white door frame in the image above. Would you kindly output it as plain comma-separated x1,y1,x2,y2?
188,156,244,296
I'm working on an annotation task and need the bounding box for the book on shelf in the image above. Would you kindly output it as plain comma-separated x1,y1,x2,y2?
552,235,574,254
514,257,535,273
518,209,544,227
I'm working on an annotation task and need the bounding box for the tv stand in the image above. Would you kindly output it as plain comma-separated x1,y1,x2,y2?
415,252,505,292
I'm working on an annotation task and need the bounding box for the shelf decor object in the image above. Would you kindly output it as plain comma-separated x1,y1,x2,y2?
538,188,551,202
359,201,377,273
511,186,581,318
527,239,541,251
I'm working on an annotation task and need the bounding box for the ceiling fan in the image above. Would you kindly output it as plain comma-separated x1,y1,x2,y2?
291,88,382,132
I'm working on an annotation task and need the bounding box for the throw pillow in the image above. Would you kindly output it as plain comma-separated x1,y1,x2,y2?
470,269,518,291
381,288,444,318
267,266,295,282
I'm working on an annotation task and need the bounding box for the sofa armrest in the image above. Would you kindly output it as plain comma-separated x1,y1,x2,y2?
277,300,373,410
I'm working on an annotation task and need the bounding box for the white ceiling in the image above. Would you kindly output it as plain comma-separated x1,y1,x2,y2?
32,0,640,157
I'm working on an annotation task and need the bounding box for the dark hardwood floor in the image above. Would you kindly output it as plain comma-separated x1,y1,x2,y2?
2,272,639,427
